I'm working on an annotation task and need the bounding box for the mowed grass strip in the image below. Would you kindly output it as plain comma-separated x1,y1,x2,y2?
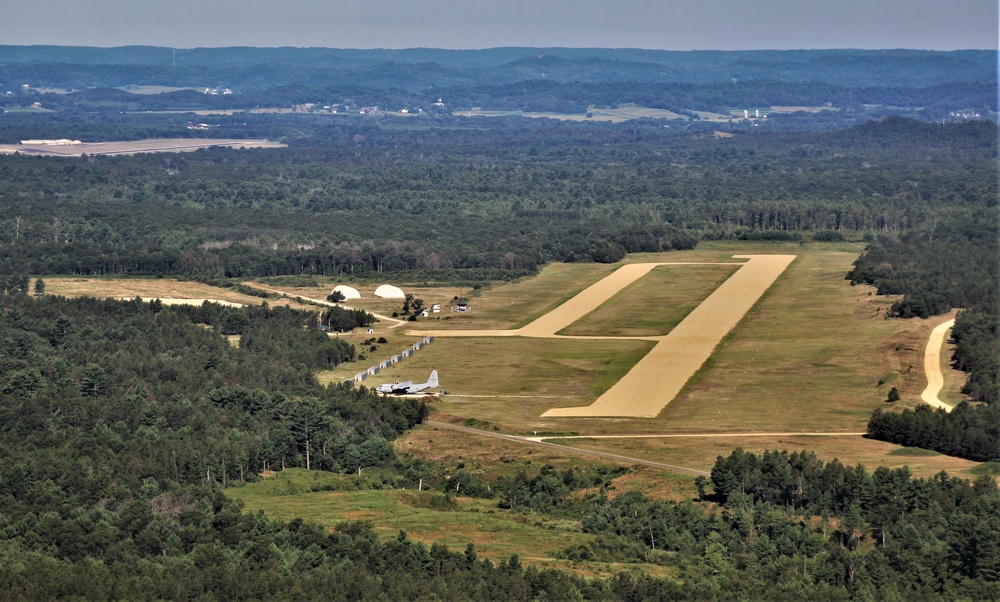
373,336,654,425
557,264,739,337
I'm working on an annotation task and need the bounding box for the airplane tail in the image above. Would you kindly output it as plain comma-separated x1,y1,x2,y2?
427,370,439,388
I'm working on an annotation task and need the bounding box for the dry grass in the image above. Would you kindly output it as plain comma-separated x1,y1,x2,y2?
556,434,984,479
40,276,313,309
233,467,676,577
397,425,699,501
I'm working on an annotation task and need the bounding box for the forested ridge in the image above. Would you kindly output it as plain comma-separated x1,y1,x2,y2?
2,47,994,125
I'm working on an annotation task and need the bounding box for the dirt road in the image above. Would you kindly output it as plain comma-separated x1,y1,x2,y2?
251,284,406,328
424,421,710,476
920,319,956,411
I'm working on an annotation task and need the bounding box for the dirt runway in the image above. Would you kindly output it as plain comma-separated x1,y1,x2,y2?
412,255,795,418
543,255,795,417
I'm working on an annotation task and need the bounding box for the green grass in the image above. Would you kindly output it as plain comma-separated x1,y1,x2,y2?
233,469,595,563
888,447,941,457
558,264,739,336
970,462,1000,477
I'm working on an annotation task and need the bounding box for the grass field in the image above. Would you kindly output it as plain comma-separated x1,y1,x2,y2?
41,276,315,310
552,434,983,479
557,264,739,337
224,240,990,569
233,468,676,577
314,241,965,434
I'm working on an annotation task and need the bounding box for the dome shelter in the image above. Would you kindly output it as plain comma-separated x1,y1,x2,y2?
331,285,360,300
374,284,405,299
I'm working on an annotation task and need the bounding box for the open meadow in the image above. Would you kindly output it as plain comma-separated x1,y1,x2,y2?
318,241,967,435
234,468,678,577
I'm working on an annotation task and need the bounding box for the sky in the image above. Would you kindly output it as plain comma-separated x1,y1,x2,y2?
3,0,997,50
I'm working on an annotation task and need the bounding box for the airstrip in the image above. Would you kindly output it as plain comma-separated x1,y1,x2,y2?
411,255,795,418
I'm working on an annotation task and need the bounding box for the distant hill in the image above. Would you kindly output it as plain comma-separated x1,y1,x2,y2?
0,47,994,127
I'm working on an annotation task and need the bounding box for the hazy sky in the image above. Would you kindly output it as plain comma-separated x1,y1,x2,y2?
4,0,997,50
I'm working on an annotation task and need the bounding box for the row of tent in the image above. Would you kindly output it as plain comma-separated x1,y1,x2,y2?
333,284,405,300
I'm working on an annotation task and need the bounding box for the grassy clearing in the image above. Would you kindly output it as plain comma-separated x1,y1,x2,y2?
379,336,653,425
557,434,983,479
251,264,614,332
231,468,675,577
888,447,941,457
379,242,951,438
653,243,911,433
397,424,700,501
558,264,739,337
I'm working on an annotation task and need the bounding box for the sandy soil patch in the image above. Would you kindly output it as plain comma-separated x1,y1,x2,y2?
921,319,956,411
41,277,309,309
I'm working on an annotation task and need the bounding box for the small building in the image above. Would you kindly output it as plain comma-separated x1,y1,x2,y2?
430,303,441,313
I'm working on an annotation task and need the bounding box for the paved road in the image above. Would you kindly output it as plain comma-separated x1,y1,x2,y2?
920,319,956,412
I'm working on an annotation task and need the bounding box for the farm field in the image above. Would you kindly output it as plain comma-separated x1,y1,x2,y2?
0,138,285,156
453,106,688,122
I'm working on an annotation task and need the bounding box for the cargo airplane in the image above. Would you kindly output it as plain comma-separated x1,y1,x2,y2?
376,370,439,395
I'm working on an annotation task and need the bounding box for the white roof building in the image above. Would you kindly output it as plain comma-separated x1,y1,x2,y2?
332,285,361,300
374,284,405,299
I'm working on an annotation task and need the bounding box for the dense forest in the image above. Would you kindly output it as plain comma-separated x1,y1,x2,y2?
0,116,993,280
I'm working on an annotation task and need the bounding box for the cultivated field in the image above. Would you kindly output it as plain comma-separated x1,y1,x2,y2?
0,138,285,156
454,106,688,122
